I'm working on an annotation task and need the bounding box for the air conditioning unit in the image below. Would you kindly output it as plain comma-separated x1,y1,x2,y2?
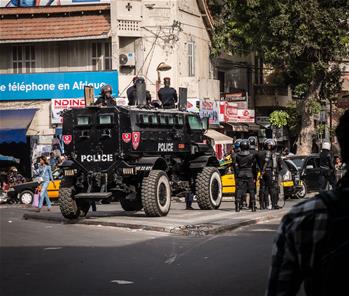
119,52,135,67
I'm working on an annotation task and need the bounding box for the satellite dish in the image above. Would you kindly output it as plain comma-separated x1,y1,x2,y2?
119,54,128,65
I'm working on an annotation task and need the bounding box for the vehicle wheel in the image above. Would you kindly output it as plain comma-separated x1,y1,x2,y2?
120,193,143,211
59,178,80,219
296,182,307,199
195,167,222,210
19,190,34,205
141,170,171,217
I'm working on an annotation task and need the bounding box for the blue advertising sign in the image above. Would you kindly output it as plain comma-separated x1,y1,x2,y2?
0,71,118,101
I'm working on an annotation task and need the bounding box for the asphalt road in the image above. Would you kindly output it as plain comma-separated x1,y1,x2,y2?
0,206,304,296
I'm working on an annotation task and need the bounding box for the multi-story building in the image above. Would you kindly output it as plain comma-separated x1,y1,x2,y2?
0,0,219,175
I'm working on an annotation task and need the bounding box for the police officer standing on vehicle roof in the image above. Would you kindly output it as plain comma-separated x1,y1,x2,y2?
319,141,336,192
94,84,116,107
158,77,178,109
232,140,257,212
258,139,282,210
127,77,151,106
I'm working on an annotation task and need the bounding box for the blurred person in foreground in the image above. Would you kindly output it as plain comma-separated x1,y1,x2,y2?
266,109,349,296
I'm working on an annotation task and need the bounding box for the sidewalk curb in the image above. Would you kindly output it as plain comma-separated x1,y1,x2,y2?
23,209,287,236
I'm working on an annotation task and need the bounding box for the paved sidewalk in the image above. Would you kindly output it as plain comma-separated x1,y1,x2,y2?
22,199,303,236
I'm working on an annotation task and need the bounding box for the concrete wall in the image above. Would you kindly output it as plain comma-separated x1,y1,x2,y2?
113,0,219,99
0,40,111,74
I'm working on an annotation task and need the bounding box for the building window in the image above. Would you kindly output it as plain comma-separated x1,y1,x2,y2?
12,45,35,73
188,42,195,77
92,41,112,71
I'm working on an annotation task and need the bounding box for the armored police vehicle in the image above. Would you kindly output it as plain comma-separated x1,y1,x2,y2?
59,104,223,219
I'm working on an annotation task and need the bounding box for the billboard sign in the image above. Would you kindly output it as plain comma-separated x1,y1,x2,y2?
0,71,118,101
1,0,110,7
187,99,200,113
199,99,219,125
51,96,127,124
224,91,247,102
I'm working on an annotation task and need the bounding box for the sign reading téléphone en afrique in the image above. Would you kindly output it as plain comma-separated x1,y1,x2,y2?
0,71,118,101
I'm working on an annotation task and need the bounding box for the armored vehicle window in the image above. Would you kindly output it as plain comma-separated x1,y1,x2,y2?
159,115,166,125
77,116,90,126
150,114,158,125
175,115,184,126
98,114,113,125
167,115,174,125
140,114,149,124
188,115,203,130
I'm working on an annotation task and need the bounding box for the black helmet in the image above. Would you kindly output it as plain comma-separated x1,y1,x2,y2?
101,84,112,95
240,140,250,151
248,136,256,148
151,99,162,108
264,139,276,150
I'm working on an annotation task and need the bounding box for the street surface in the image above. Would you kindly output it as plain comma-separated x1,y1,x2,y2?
1,202,307,296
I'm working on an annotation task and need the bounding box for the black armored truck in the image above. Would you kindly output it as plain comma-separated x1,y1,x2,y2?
59,104,223,219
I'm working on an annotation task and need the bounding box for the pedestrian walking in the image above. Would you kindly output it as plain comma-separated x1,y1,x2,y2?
49,152,57,169
232,140,257,212
257,139,282,210
319,142,336,191
37,155,55,212
266,109,349,296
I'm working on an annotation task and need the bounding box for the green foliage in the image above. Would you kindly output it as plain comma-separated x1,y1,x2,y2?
269,110,290,128
306,98,322,115
316,123,326,135
213,0,349,95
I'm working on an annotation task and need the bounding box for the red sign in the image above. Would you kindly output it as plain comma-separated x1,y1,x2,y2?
132,132,141,150
63,135,72,145
122,133,131,143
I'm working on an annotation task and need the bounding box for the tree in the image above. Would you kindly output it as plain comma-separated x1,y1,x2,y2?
212,0,349,154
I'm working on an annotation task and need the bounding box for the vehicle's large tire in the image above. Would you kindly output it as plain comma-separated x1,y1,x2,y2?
59,178,80,219
195,167,223,210
120,194,143,211
141,170,171,217
19,190,34,205
296,181,307,199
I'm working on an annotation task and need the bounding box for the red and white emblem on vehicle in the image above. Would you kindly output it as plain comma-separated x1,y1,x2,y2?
63,135,72,145
122,133,132,143
132,132,141,150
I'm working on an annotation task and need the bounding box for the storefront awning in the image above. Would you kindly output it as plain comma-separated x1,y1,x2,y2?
0,109,37,143
204,129,234,145
223,123,249,132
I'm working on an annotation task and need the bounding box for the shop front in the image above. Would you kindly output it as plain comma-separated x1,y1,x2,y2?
0,70,118,176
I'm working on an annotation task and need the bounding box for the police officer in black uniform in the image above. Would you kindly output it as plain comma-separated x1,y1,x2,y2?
233,140,257,212
94,84,116,106
127,77,151,106
158,77,178,109
319,142,336,191
258,139,282,210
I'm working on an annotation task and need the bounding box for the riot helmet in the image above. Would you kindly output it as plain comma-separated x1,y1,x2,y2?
264,139,276,150
248,136,257,149
322,142,331,151
234,139,242,151
101,84,112,98
240,140,250,151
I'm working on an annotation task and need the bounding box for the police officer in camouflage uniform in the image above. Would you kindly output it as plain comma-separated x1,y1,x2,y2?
158,77,178,109
233,140,257,212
